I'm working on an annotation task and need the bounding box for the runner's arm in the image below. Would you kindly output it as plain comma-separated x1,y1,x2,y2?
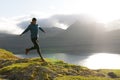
20,25,30,36
39,27,45,33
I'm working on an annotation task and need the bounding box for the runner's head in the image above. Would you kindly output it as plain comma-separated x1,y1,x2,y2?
31,18,37,24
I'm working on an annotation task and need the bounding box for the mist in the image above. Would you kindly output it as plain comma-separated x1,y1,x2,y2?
0,15,69,35
0,18,23,35
17,14,77,30
0,14,120,35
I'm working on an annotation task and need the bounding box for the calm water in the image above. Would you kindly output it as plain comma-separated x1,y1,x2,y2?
16,52,120,69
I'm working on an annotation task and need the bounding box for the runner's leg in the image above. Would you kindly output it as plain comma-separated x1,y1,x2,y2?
29,38,45,61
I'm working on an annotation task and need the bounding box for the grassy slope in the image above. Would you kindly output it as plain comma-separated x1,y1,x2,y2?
0,49,19,60
0,49,120,80
55,76,119,80
99,69,120,78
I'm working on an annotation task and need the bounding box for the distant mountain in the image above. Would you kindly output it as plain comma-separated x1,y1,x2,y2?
105,29,120,44
40,20,108,53
0,19,115,53
67,21,104,37
2,15,120,53
40,27,64,38
0,27,64,54
53,20,106,45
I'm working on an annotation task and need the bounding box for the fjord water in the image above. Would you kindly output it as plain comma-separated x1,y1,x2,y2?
16,52,120,69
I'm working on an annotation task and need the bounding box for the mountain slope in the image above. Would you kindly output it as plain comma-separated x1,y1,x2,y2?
2,16,120,53
65,20,105,41
0,27,64,54
43,20,107,52
0,49,19,60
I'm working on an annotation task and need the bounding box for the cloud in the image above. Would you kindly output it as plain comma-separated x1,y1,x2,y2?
17,17,69,30
0,13,52,35
0,14,98,35
0,18,23,35
17,14,84,30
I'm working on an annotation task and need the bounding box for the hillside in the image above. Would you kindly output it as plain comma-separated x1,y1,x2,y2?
0,49,19,60
0,49,120,80
42,20,108,53
59,20,106,44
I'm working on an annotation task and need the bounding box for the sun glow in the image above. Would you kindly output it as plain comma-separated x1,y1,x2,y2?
65,0,120,24
82,53,120,69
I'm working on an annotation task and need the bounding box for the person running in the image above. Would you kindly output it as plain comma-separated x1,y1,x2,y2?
20,18,45,61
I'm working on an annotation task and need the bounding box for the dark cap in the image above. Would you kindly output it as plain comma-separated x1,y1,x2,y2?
32,18,37,21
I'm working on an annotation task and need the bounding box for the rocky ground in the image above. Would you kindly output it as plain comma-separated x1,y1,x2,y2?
0,49,120,80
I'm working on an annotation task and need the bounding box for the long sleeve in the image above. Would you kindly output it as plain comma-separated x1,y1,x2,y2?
21,25,30,35
39,27,45,33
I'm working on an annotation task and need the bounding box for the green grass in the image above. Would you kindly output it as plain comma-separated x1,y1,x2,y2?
55,76,120,80
0,49,120,80
0,49,19,60
99,69,120,77
0,57,120,80
0,63,30,72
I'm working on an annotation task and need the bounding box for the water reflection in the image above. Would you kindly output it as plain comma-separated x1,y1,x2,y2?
82,53,120,69
16,52,120,69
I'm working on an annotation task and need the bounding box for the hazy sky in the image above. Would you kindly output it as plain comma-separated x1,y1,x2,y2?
0,0,65,17
1,0,120,34
1,0,120,22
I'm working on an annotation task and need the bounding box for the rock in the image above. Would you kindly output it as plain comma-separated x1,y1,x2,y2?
0,60,15,68
15,59,29,63
108,72,118,78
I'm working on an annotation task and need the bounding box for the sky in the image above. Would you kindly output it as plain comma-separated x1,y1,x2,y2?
1,0,120,21
0,0,65,18
1,0,120,34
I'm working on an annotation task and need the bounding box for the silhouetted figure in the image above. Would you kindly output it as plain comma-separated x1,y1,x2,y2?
20,18,45,61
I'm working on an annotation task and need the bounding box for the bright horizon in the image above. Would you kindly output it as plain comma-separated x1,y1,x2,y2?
82,53,120,69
